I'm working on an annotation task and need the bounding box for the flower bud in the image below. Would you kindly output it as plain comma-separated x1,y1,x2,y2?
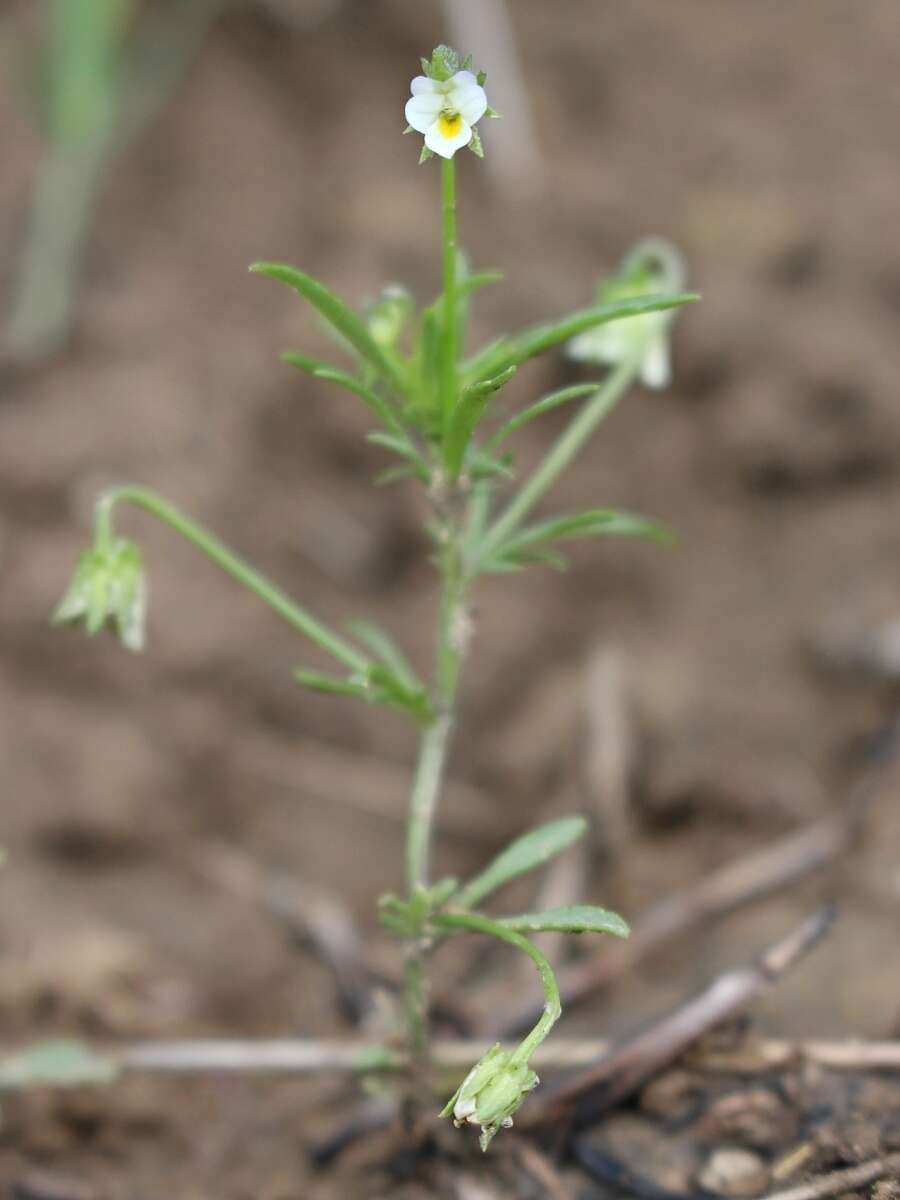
567,242,687,390
52,537,146,652
441,1043,539,1151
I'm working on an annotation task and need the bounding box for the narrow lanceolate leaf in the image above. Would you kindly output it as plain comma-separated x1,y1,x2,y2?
444,366,517,478
458,270,504,298
486,383,601,453
496,905,630,938
504,510,673,554
281,351,408,438
295,665,432,723
347,619,420,692
464,292,699,386
251,263,406,394
457,817,588,909
294,669,369,702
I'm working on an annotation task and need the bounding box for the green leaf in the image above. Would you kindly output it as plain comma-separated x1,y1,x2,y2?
251,263,405,394
505,509,673,554
458,271,504,298
367,665,433,723
444,366,517,478
347,619,419,691
464,292,699,386
486,383,601,452
495,905,630,938
294,669,369,701
457,817,588,909
295,663,432,724
0,1040,118,1090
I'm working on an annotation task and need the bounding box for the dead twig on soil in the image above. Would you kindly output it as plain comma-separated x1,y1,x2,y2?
758,1153,900,1200
519,906,835,1131
26,1032,899,1079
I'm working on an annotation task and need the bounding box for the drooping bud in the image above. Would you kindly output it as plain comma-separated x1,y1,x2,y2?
441,1043,539,1151
52,537,146,652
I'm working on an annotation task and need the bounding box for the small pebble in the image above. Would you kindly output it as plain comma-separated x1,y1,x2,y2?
697,1147,769,1197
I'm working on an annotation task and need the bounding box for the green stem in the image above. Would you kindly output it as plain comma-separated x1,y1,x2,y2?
403,516,470,1062
477,351,643,566
405,713,454,894
94,485,368,673
434,912,561,1064
440,156,458,439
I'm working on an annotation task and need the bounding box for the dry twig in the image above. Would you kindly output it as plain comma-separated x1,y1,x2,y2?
759,1153,900,1200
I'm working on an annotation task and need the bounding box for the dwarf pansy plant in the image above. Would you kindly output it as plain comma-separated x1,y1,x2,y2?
53,45,697,1150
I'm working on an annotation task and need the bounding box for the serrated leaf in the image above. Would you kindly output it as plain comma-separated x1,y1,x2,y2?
251,263,405,394
495,905,630,938
457,817,587,909
486,383,601,452
0,1040,118,1090
464,293,699,386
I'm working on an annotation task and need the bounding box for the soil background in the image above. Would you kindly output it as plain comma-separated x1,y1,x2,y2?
1,2,899,1196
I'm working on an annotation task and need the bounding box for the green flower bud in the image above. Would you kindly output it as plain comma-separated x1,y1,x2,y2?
441,1043,539,1151
52,537,146,652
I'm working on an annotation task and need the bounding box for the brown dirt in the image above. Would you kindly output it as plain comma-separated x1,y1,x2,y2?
1,1,900,1195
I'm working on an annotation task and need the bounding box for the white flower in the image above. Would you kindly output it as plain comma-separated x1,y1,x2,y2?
567,311,672,390
567,241,688,390
405,70,488,159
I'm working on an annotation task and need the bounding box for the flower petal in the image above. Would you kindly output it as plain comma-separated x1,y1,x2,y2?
450,79,488,125
424,116,472,159
450,70,478,88
405,92,444,133
640,337,671,389
410,74,439,96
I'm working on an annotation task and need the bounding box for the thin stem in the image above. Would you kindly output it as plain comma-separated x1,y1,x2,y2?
476,351,643,566
440,155,458,437
434,912,561,1063
405,714,454,894
94,486,368,673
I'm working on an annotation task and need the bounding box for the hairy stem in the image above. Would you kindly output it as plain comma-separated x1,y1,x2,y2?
94,485,368,672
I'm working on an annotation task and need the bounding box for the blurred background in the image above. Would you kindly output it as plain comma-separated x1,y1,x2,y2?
1,1,900,1194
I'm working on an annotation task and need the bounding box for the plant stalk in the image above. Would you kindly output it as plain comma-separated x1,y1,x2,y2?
94,486,368,672
440,155,458,438
477,349,644,564
403,515,470,1065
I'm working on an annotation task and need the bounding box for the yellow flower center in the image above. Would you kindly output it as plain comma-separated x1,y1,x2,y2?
438,111,463,138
